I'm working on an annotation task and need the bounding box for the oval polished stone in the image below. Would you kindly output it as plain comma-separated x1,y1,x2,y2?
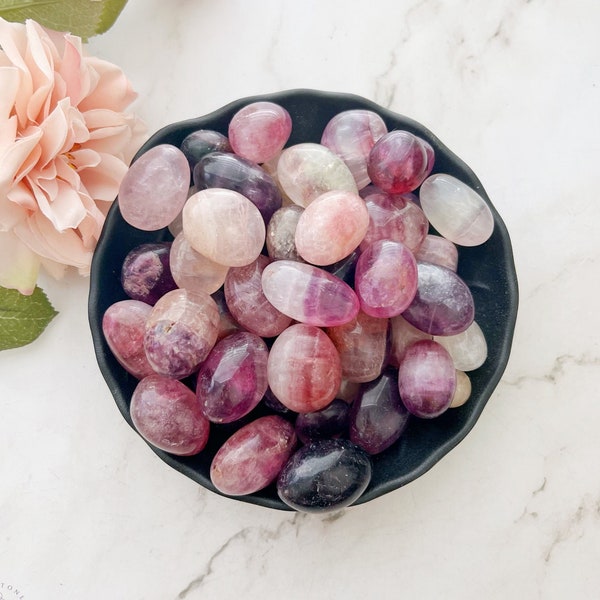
295,399,350,445
121,242,177,305
266,205,305,261
182,188,266,267
228,101,292,163
414,234,459,271
398,339,456,418
224,255,292,337
277,439,372,513
402,261,475,336
326,310,388,383
196,332,269,423
355,239,418,318
350,370,410,455
419,173,494,246
144,289,220,379
388,314,433,367
267,323,342,413
169,232,229,295
360,191,429,253
367,131,434,194
102,300,154,379
130,374,210,456
320,109,388,189
119,144,190,231
180,129,232,169
211,415,297,496
277,143,358,207
450,370,472,408
193,151,282,223
262,260,360,327
294,190,369,266
434,320,488,371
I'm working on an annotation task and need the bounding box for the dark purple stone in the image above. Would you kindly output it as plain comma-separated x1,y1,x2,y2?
295,399,350,444
180,129,232,170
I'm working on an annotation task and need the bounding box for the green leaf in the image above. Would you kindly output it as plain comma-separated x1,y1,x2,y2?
0,285,58,351
0,0,129,39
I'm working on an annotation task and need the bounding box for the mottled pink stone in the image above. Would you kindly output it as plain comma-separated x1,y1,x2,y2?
419,173,494,246
360,191,429,253
130,374,210,455
196,332,269,423
326,311,388,383
169,232,229,295
388,314,433,367
102,300,154,379
367,131,434,194
354,239,418,318
267,323,342,413
182,188,266,267
402,261,475,336
277,143,358,207
398,339,456,418
266,205,305,261
294,190,369,266
321,109,388,189
261,260,360,327
414,234,459,271
210,415,297,496
119,144,191,231
228,102,292,164
224,255,292,337
144,289,220,379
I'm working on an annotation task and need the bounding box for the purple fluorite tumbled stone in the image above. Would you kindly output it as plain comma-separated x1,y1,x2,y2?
180,129,232,170
196,331,269,423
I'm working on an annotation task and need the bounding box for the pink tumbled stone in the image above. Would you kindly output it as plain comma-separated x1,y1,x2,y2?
326,311,389,383
277,143,358,207
398,339,456,418
268,323,342,413
355,239,418,318
414,234,459,271
360,191,429,253
321,109,388,189
144,289,220,379
182,188,265,267
294,190,369,266
102,300,154,379
119,144,190,231
196,332,269,423
419,173,494,246
130,374,210,455
388,314,433,367
210,415,297,496
224,255,292,337
228,102,292,164
169,232,229,295
262,260,360,327
367,131,434,194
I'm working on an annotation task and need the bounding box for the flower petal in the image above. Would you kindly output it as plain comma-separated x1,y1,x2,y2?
0,66,20,120
0,229,39,295
0,127,42,190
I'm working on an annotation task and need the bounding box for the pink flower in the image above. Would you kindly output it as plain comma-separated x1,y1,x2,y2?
0,18,146,294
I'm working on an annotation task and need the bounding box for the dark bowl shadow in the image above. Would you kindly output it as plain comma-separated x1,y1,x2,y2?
88,89,518,510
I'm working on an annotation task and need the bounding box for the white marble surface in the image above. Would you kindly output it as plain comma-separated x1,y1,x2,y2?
2,0,600,598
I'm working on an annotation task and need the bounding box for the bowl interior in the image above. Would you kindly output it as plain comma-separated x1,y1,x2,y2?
88,89,518,510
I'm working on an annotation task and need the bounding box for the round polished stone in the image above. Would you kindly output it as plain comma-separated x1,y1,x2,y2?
434,320,488,371
388,314,433,367
180,129,232,169
295,190,369,266
102,300,154,379
321,109,388,189
267,323,342,413
414,234,459,271
211,415,297,496
182,188,266,267
277,143,358,207
228,101,292,163
450,370,472,408
419,173,494,246
130,374,210,456
398,339,456,418
119,144,190,231
262,260,359,327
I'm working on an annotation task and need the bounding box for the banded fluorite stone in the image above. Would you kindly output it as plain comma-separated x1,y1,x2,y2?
180,129,232,169
267,323,342,413
261,260,359,327
414,234,459,271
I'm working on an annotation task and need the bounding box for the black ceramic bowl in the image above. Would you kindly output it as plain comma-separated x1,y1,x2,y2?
88,89,518,510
